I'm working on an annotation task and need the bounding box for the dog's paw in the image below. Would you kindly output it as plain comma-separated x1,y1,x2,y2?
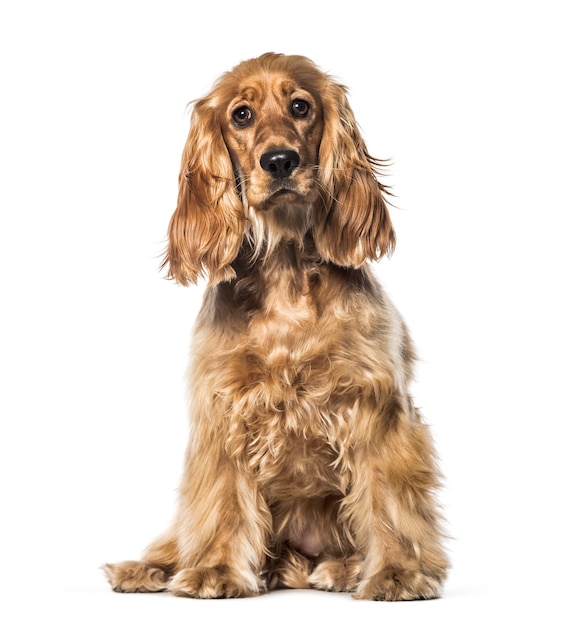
353,568,442,601
103,560,169,593
169,566,264,599
309,558,363,592
268,549,313,590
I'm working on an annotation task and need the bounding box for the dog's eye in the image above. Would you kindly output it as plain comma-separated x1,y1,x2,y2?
291,99,310,117
232,106,253,127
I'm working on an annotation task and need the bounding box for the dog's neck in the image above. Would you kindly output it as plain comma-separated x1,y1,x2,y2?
237,230,321,286
208,232,371,328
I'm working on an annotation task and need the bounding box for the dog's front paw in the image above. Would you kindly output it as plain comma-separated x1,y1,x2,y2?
169,566,264,599
354,568,442,601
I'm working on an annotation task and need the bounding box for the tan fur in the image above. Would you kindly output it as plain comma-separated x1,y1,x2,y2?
104,53,449,601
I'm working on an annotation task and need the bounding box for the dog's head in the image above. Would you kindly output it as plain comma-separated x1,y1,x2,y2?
164,53,395,285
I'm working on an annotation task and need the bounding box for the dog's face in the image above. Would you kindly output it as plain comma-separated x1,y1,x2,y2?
220,72,324,218
164,53,395,286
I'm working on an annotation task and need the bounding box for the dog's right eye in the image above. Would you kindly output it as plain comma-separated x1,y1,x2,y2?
232,106,253,128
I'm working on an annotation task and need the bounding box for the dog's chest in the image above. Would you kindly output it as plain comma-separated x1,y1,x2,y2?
210,262,386,494
240,284,361,493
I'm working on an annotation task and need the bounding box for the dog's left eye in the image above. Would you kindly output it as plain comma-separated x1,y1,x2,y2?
291,99,310,117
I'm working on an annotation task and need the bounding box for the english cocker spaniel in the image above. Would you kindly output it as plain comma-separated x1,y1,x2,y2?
104,53,449,601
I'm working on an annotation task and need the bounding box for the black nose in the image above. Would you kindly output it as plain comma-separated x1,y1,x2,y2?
260,149,300,179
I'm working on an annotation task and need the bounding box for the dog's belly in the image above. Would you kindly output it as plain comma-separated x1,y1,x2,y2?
248,415,349,558
290,525,326,558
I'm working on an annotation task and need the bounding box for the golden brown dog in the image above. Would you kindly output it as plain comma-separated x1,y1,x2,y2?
104,52,449,601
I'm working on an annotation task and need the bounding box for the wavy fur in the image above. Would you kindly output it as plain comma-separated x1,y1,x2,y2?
105,53,448,601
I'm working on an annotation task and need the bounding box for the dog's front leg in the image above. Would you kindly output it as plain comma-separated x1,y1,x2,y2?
168,417,271,598
344,397,449,601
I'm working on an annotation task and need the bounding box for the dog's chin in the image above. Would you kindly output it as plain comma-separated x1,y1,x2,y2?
247,193,314,252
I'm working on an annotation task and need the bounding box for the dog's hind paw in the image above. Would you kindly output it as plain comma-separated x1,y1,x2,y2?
309,558,363,592
103,560,169,593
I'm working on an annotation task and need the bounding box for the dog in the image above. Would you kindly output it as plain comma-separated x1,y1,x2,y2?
104,52,449,601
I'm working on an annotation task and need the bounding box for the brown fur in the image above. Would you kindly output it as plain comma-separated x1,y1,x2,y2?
104,53,449,600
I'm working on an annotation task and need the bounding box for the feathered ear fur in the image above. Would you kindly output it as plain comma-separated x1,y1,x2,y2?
163,98,245,286
314,81,395,267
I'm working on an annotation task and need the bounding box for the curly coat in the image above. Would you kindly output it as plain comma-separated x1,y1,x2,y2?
104,53,449,601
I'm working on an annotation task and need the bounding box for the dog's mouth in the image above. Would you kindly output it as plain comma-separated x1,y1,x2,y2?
241,165,319,213
259,176,318,210
256,186,301,211
270,187,295,200
270,177,299,194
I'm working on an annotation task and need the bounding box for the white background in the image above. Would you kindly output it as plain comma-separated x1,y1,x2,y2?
1,0,561,623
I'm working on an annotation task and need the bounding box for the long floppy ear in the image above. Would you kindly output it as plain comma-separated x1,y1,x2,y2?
314,81,395,267
163,97,245,286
